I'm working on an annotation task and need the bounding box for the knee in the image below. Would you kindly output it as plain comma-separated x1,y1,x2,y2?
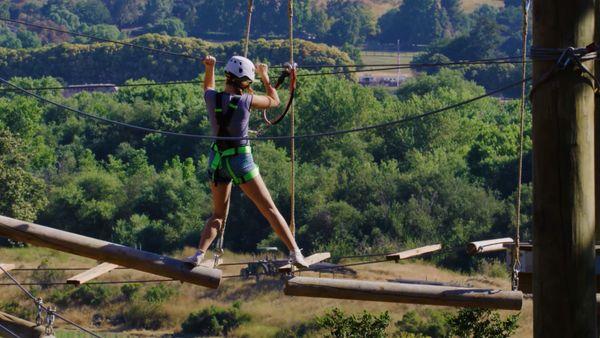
207,215,225,230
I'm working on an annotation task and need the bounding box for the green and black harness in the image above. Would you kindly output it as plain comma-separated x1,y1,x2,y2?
209,92,259,185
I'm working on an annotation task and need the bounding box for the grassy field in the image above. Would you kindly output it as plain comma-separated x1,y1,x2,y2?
0,246,532,337
360,51,420,78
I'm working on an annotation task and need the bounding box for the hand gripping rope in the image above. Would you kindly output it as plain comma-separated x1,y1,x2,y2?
257,62,298,135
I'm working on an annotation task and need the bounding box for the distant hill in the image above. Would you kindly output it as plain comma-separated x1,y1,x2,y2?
328,0,502,17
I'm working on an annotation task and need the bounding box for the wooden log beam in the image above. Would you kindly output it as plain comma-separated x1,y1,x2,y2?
285,277,523,310
0,311,52,338
466,238,514,255
386,244,442,262
0,215,221,289
67,263,119,285
532,0,597,336
279,252,331,272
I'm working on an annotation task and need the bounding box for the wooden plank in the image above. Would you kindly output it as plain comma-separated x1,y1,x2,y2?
0,311,52,338
386,244,442,261
279,252,331,272
0,215,222,289
0,264,15,277
285,277,523,311
532,0,597,335
67,263,119,286
466,238,514,255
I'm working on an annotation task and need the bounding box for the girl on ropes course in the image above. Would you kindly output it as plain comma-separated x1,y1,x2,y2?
184,55,309,268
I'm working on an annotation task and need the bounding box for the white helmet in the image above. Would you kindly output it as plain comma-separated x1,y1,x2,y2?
225,56,256,82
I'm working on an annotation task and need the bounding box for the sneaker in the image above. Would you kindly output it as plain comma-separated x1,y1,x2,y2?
183,251,205,267
289,249,310,269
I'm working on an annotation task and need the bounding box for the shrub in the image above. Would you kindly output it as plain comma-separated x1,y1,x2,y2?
0,301,35,321
395,309,449,337
121,301,171,330
447,308,519,338
121,283,141,301
317,308,391,338
476,259,509,279
181,303,251,336
30,259,65,289
143,284,178,304
69,285,114,306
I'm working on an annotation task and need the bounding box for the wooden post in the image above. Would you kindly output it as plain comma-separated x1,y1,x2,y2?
0,215,222,289
532,0,597,336
0,311,52,338
596,0,600,242
284,277,523,310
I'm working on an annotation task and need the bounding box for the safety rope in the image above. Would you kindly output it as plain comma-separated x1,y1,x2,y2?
512,0,530,291
243,0,254,58
0,265,101,337
288,0,296,236
0,323,19,338
0,75,528,141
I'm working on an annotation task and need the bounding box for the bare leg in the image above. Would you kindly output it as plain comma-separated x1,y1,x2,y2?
239,174,299,251
197,182,232,252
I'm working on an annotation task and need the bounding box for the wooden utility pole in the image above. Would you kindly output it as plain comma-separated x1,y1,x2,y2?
532,0,597,337
596,0,600,241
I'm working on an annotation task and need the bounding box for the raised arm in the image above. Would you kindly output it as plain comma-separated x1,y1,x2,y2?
251,63,281,109
203,55,216,92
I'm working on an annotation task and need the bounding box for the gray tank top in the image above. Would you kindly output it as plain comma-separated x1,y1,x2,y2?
205,89,253,145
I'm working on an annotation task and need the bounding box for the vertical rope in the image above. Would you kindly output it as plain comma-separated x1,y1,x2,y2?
513,0,530,291
243,0,254,58
288,0,296,236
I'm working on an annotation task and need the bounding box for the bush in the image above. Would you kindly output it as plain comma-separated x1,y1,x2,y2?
317,308,391,338
447,308,519,338
121,283,141,301
0,301,35,321
476,259,509,279
181,303,251,336
395,309,449,337
69,285,114,306
143,284,178,304
120,301,172,330
30,259,65,289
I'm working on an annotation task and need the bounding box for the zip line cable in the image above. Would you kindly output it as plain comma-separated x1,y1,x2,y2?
0,323,19,338
0,76,529,141
0,265,101,337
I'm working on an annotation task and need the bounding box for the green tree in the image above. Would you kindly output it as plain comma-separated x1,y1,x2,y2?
73,0,112,25
181,303,250,336
378,0,453,46
447,308,519,338
0,129,47,222
317,308,391,338
146,18,186,37
325,1,377,46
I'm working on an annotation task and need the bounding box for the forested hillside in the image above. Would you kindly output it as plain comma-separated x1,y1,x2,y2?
0,69,531,269
0,35,353,84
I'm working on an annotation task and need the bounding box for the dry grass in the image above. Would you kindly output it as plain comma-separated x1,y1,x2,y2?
360,51,419,78
462,0,504,12
0,247,533,337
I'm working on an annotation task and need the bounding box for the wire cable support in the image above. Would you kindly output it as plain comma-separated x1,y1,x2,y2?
0,265,101,337
0,76,529,142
